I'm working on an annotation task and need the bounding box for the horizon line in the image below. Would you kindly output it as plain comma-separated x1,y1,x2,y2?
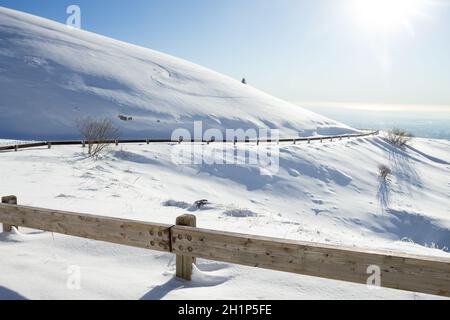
296,101,450,113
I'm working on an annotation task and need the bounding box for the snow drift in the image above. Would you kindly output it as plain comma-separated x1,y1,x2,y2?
0,7,356,140
1,136,449,299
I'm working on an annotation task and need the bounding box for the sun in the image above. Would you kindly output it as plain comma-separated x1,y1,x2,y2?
352,0,428,33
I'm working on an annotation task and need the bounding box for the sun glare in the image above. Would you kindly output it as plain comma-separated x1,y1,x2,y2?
352,0,428,33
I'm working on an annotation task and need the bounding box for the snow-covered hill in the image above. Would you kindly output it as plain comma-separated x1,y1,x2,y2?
0,136,449,299
0,7,356,140
1,7,449,300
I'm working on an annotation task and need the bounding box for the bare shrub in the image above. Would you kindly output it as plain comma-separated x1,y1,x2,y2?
385,128,413,149
378,165,392,181
76,117,120,157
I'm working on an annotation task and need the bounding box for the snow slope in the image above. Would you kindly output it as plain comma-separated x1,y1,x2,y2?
0,7,449,300
0,136,449,299
0,7,356,140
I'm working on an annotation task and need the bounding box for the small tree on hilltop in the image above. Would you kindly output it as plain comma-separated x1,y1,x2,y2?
76,117,120,158
241,78,247,84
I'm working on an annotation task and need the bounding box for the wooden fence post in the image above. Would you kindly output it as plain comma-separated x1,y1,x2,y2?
175,214,196,281
14,145,18,152
1,196,17,232
48,142,52,149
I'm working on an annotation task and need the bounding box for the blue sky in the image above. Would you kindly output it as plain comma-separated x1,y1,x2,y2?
1,0,450,109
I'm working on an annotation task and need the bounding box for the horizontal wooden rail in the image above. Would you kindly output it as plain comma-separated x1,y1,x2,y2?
172,225,450,297
0,202,171,251
0,131,379,152
2,197,448,298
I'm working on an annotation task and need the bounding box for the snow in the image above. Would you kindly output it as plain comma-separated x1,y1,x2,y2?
0,136,449,299
0,7,449,300
0,6,356,140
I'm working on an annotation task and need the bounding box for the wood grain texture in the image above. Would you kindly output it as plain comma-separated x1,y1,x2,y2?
171,225,450,297
0,203,171,252
175,214,197,281
1,196,17,232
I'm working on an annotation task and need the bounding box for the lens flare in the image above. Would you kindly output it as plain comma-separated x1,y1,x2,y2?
352,0,428,33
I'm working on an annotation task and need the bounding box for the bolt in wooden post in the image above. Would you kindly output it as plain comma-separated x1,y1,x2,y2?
1,196,17,233
175,214,196,281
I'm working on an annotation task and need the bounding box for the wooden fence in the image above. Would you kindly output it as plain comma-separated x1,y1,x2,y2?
0,131,379,152
1,195,448,298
